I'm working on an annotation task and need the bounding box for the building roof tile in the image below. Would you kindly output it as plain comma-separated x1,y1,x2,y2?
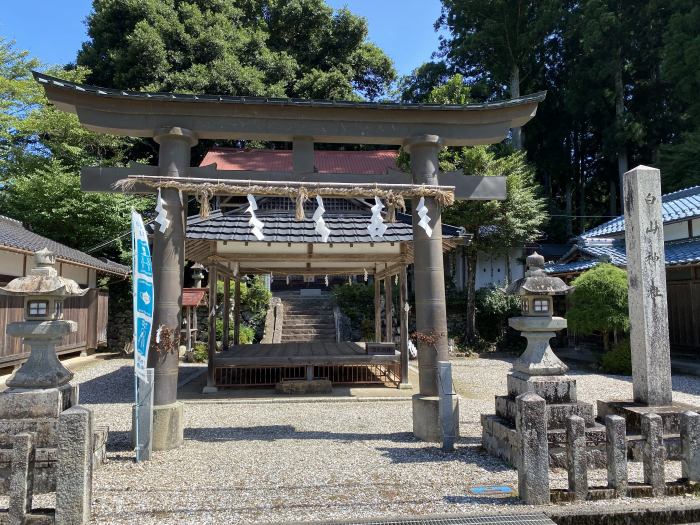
0,216,129,276
584,185,700,238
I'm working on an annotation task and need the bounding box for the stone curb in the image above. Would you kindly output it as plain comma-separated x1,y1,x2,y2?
547,501,700,525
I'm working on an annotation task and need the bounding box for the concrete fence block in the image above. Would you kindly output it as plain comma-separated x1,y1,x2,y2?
605,415,628,494
9,432,35,524
642,413,665,497
516,392,550,505
681,411,700,482
55,405,94,525
566,415,587,501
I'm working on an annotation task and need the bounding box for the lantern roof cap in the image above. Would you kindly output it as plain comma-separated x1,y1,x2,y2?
507,251,573,296
0,248,88,297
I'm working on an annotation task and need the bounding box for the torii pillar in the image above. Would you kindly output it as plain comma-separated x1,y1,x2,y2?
148,127,197,450
405,134,458,442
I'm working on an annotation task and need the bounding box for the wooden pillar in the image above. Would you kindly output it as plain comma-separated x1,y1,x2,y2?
399,265,411,388
222,276,231,351
233,277,241,345
374,276,382,342
384,275,393,342
206,267,218,389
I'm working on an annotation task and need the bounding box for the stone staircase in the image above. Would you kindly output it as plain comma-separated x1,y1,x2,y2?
279,293,337,343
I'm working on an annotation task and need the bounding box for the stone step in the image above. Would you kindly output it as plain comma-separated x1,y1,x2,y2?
281,337,337,342
282,329,337,336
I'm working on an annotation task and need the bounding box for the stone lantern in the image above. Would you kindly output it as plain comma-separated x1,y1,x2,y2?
506,252,573,376
0,248,88,389
191,263,205,288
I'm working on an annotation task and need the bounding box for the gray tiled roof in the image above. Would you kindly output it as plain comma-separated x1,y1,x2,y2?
545,237,700,274
187,210,464,243
584,185,700,238
0,216,129,276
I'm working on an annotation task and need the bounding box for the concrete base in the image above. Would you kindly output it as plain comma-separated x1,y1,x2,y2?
597,399,700,433
151,402,184,451
275,379,332,395
398,383,413,390
202,386,218,394
412,394,459,443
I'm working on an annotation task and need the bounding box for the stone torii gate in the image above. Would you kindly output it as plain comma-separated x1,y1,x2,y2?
35,71,545,450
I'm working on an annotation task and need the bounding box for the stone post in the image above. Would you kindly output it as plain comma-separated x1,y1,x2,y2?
566,415,587,501
681,411,700,482
623,165,672,406
9,432,35,524
605,415,628,494
56,405,93,525
641,413,665,496
516,393,550,505
148,127,196,450
405,134,454,442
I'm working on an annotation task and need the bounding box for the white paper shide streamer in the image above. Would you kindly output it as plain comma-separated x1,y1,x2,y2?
246,194,265,241
313,195,331,242
154,189,170,233
367,196,388,240
416,197,433,237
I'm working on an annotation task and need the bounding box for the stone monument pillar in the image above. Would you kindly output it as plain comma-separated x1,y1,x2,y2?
482,253,607,467
597,166,699,435
624,165,672,405
404,134,458,442
148,127,197,450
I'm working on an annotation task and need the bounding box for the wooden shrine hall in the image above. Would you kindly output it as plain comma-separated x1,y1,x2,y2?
184,190,468,389
35,70,544,448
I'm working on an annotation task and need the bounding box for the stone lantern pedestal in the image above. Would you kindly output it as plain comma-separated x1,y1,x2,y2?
481,253,607,467
0,249,85,493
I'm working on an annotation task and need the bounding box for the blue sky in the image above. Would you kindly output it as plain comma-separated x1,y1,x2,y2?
2,0,446,78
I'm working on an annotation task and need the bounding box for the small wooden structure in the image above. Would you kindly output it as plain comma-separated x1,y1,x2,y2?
181,288,207,354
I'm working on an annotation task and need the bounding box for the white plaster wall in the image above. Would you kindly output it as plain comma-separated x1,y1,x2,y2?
693,218,700,237
664,221,689,242
61,263,89,286
474,247,524,290
0,250,24,277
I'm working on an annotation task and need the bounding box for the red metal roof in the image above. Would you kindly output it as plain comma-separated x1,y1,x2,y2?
182,288,207,307
200,148,398,175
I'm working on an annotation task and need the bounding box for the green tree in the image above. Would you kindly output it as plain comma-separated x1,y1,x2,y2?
77,0,396,101
566,263,629,350
0,39,150,261
402,75,547,344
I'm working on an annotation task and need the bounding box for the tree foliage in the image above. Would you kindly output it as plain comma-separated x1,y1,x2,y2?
77,0,396,101
0,39,150,262
567,263,629,349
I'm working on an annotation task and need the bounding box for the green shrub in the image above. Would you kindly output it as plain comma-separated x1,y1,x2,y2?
567,264,629,350
239,325,255,344
189,342,208,363
600,339,632,375
216,275,271,342
475,286,520,343
332,282,376,339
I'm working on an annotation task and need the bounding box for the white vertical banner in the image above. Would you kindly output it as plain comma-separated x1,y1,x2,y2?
131,210,154,383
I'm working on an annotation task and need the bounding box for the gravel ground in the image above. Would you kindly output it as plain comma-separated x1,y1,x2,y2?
14,355,700,523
